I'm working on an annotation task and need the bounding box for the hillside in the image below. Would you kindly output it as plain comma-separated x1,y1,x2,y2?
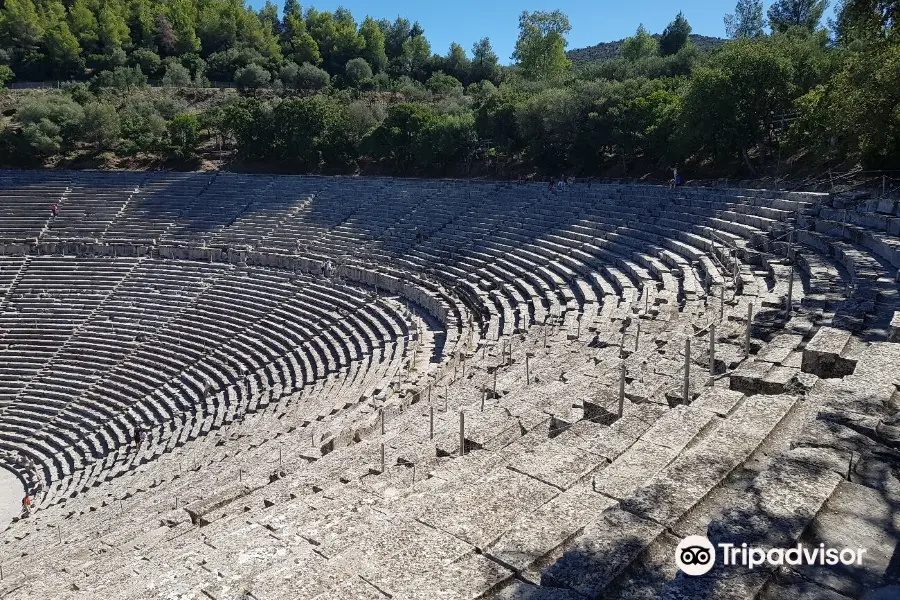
567,33,727,64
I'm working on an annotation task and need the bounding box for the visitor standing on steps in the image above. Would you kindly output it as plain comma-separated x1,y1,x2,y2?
50,203,58,218
21,494,32,517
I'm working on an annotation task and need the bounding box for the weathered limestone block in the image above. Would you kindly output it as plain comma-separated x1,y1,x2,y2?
183,484,251,525
890,311,900,343
541,506,665,597
802,327,857,378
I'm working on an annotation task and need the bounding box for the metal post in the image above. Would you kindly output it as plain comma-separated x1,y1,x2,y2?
459,411,465,456
380,443,385,474
645,291,649,314
635,322,640,351
381,410,385,435
525,355,530,385
745,303,753,357
427,384,431,405
544,327,548,348
709,324,716,378
785,232,794,316
429,406,434,439
618,362,626,418
719,286,724,320
576,315,581,340
683,337,691,405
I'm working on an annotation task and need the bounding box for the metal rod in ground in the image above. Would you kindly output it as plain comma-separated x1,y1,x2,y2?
459,411,465,456
576,315,581,340
719,287,724,319
525,355,530,385
429,405,434,439
427,384,431,404
618,362,626,418
381,410,385,435
635,322,640,351
745,303,753,357
683,337,691,405
380,443,385,474
544,327,547,348
709,323,716,378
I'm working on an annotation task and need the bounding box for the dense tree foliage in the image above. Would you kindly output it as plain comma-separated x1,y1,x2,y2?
725,0,767,38
0,2,897,179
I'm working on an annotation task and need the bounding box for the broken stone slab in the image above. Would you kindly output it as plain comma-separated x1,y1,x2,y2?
183,484,252,525
540,506,665,598
802,326,857,378
729,360,773,394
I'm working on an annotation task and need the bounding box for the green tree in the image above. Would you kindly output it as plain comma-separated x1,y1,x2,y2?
168,112,200,157
1,0,46,76
344,57,372,86
272,95,355,169
291,61,330,91
90,65,147,91
14,94,85,155
443,42,471,84
234,63,270,91
426,71,462,96
42,0,84,78
0,65,13,88
130,48,162,78
162,62,192,86
767,0,829,33
359,16,387,73
81,101,120,149
399,34,431,80
621,24,658,60
681,38,795,171
120,96,168,153
471,37,501,84
511,10,572,80
659,12,692,55
725,0,767,38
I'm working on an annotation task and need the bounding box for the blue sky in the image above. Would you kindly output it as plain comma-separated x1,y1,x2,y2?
247,1,836,64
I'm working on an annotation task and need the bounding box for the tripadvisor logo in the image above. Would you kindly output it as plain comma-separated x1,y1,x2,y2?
675,535,868,576
676,535,716,576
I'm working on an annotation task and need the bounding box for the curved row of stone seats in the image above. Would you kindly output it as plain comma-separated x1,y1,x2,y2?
0,312,793,599
41,173,148,242
0,298,812,596
789,198,900,337
0,171,72,241
0,256,421,501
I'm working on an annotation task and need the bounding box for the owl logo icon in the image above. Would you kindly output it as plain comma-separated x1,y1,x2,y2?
676,535,716,576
